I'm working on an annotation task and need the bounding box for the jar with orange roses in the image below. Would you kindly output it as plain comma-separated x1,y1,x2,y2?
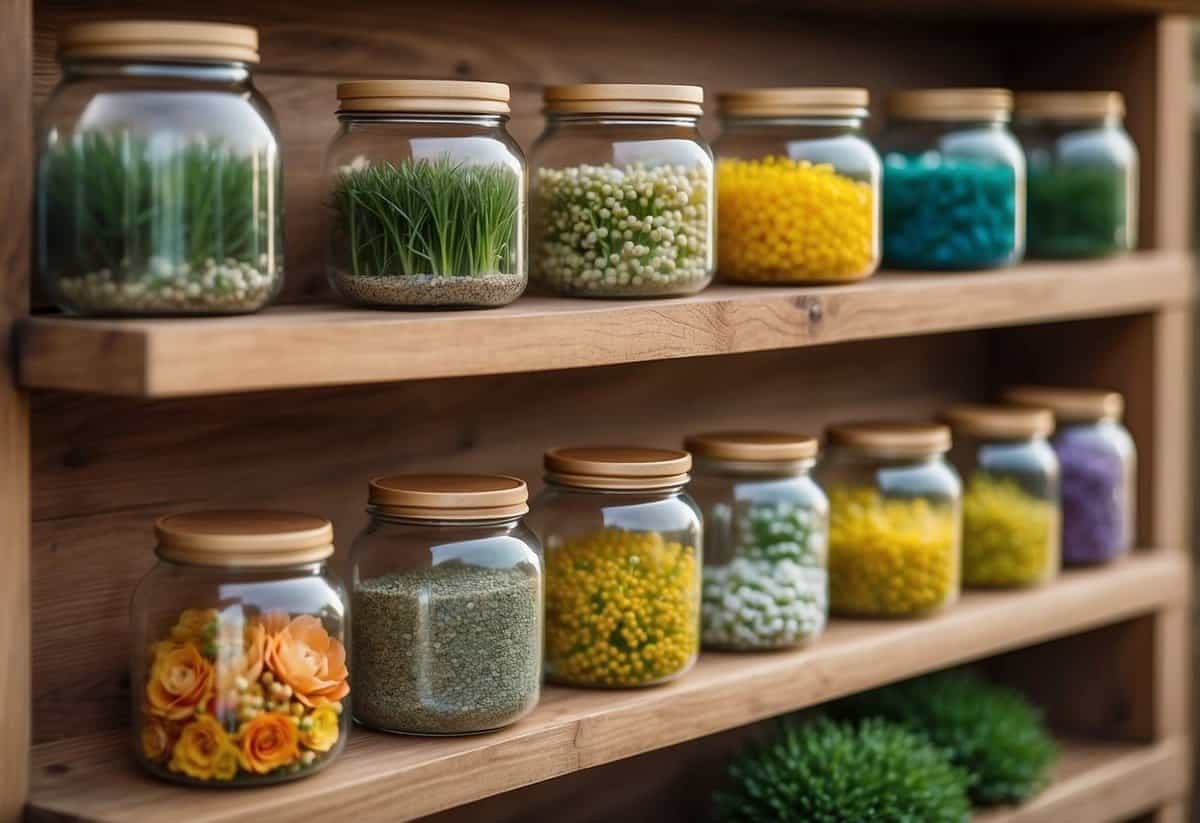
131,511,351,786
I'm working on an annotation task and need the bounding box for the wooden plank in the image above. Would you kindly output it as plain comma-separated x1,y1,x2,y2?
1151,17,1193,250
1,0,33,820
25,550,1189,823
18,253,1194,397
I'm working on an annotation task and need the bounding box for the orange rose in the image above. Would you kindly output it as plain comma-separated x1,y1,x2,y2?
258,610,292,634
146,643,214,720
140,714,177,762
242,622,268,682
169,715,237,781
264,616,349,707
238,712,300,774
169,608,218,645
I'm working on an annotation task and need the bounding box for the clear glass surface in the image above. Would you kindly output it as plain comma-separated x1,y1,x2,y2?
130,560,349,785
37,58,283,315
348,513,542,734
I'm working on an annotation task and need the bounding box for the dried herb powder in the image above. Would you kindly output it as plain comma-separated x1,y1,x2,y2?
351,562,540,734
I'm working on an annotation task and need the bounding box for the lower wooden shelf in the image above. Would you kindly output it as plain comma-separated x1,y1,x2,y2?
27,550,1188,823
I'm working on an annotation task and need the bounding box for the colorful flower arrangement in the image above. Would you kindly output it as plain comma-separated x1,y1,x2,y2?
138,607,349,784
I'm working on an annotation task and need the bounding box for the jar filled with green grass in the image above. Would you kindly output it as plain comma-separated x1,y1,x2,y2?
327,80,527,308
37,21,284,316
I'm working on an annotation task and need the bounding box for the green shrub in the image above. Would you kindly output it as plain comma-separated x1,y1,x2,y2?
712,716,971,823
835,669,1057,805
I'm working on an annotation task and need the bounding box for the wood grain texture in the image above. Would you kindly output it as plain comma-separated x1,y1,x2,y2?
25,551,1189,822
2,0,33,820
18,253,1194,397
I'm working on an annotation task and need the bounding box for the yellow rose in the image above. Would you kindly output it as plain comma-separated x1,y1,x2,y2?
169,715,235,781
300,705,341,753
238,712,300,774
146,643,214,720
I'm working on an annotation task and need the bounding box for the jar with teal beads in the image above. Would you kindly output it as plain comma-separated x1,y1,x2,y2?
879,88,1024,270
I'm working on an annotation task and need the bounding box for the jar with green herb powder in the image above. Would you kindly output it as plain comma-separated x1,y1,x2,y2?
327,80,527,308
349,474,542,735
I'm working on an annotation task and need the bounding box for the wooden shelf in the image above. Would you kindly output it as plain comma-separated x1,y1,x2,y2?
27,550,1187,823
17,253,1193,398
972,737,1188,823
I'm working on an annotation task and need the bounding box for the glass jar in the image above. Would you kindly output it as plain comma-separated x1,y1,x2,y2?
529,447,702,686
943,406,1061,587
131,511,349,786
684,432,828,651
1015,92,1138,259
1006,387,1136,565
348,475,542,735
713,88,880,284
37,21,283,316
326,81,527,308
818,422,962,617
879,89,1025,270
530,84,715,298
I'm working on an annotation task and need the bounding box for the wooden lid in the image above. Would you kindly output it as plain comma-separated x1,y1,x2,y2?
544,446,692,490
825,421,952,458
942,404,1054,440
59,21,259,64
684,431,819,462
1004,386,1124,422
544,84,703,117
337,80,511,115
369,474,528,520
718,87,868,118
889,88,1013,121
1015,91,1124,120
155,510,333,567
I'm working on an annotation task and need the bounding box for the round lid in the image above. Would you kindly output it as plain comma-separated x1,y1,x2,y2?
889,88,1013,121
544,446,692,490
155,510,333,567
1015,91,1124,120
825,421,952,458
684,431,819,462
942,404,1054,440
719,87,868,118
544,84,703,117
337,80,510,115
1004,386,1124,422
369,473,528,520
59,20,259,64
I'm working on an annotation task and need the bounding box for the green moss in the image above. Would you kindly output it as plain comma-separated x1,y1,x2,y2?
713,717,971,822
834,669,1057,805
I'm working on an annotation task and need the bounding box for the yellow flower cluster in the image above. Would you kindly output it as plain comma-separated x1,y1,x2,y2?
717,156,877,283
138,608,346,784
962,474,1060,587
828,487,959,617
545,528,700,687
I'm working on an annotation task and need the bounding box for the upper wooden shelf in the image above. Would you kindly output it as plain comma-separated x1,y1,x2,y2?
18,253,1193,398
27,550,1187,822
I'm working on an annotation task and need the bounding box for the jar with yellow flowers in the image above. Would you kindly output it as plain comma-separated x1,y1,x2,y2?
131,511,349,785
528,447,702,687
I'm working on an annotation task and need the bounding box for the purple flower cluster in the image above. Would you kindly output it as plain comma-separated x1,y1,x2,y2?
1054,427,1130,564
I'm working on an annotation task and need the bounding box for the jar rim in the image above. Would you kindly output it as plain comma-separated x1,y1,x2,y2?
154,510,333,567
59,20,260,65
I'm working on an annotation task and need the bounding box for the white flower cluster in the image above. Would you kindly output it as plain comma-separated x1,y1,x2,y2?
57,254,279,314
533,162,712,296
702,502,828,650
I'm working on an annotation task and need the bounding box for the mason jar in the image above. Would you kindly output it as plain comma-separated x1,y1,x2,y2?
684,432,828,651
528,447,702,686
131,511,348,786
326,81,527,308
348,474,542,735
879,88,1025,270
943,405,1061,587
37,21,283,315
713,88,880,284
1006,386,1136,565
530,84,715,297
818,422,962,618
1015,92,1138,258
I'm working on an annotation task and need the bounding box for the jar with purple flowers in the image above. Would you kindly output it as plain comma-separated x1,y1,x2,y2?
1005,387,1135,564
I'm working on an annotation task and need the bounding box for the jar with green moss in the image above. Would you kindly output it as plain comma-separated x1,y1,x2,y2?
685,431,828,651
943,406,1061,588
527,447,702,687
818,422,961,618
